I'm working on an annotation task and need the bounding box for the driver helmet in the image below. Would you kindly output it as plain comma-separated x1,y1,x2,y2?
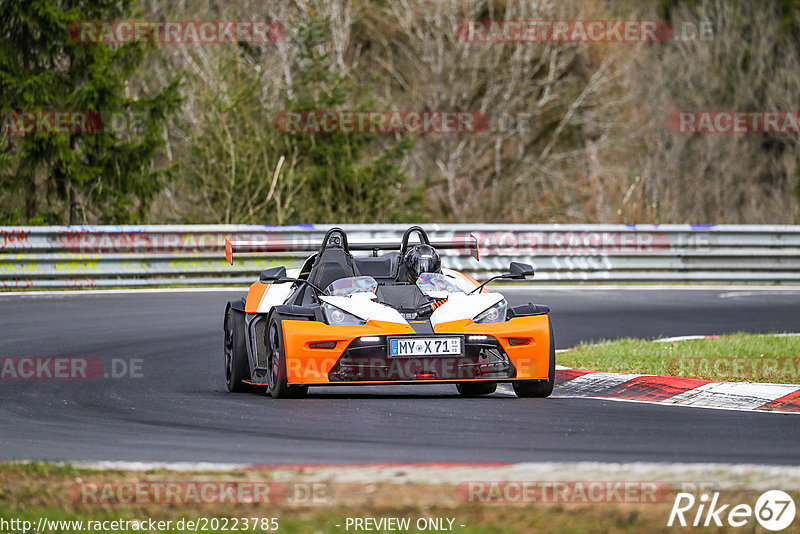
403,244,441,282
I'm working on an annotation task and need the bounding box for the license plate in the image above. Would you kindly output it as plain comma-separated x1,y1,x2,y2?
389,337,462,357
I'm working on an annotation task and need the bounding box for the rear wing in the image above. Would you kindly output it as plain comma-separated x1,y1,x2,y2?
225,234,480,265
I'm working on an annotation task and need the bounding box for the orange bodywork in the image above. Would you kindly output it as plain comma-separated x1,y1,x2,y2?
244,281,270,313
282,320,414,384
433,317,551,380
281,314,551,385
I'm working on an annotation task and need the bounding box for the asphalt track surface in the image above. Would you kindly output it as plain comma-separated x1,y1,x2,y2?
1,287,799,465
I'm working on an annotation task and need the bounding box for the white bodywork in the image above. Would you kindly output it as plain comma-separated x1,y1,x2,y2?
253,268,301,313
320,293,408,325
257,267,505,326
428,291,504,328
440,268,476,290
314,271,505,327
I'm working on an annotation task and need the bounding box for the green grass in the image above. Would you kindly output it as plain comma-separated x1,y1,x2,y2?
0,463,683,534
0,462,96,477
558,332,800,383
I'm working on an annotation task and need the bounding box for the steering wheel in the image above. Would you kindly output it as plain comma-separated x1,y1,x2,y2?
318,227,350,255
399,226,431,258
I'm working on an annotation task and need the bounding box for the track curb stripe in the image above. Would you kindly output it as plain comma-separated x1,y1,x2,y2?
595,375,715,402
759,390,800,412
554,333,800,413
553,368,800,414
554,367,596,385
664,382,800,410
553,372,642,396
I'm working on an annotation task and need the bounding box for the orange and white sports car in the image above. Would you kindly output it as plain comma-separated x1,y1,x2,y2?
223,226,554,398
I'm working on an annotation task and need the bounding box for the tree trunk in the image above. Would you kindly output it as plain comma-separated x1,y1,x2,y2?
23,168,38,222
68,177,75,225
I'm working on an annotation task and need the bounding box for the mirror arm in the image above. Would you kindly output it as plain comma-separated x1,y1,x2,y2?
469,273,527,294
469,275,506,294
276,277,324,296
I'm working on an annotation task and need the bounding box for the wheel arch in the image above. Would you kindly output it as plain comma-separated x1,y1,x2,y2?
224,298,246,330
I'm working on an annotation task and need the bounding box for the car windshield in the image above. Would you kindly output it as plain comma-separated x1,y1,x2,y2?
415,272,465,295
324,276,378,296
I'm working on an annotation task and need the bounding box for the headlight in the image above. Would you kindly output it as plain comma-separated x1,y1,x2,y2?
473,299,508,323
322,302,367,326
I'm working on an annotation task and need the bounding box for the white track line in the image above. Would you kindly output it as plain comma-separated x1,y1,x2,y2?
654,333,800,343
8,460,250,472
556,393,800,415
501,284,800,291
653,335,715,343
3,284,800,297
719,290,800,298
0,287,248,297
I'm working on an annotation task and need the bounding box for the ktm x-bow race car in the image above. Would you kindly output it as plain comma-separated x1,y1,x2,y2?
223,226,554,398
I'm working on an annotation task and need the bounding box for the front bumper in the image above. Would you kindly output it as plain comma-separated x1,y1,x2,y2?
327,334,515,382
281,315,551,385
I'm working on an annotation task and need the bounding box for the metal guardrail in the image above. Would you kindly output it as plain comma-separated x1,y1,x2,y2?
1,224,799,288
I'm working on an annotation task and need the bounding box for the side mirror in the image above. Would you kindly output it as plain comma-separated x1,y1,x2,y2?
469,261,534,294
507,262,534,279
259,266,287,283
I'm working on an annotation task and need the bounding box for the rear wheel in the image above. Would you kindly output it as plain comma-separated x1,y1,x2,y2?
512,321,556,398
456,382,497,396
267,312,308,399
224,307,251,392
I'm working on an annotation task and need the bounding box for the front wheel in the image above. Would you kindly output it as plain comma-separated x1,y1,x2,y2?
456,382,497,396
267,312,308,399
512,321,555,398
224,307,251,392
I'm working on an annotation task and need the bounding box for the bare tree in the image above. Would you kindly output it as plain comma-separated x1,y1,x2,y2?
139,0,800,224
357,0,634,222
628,0,800,223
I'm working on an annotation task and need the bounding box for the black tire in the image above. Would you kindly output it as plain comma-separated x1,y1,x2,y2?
267,312,308,399
512,320,556,398
225,307,252,392
456,382,497,396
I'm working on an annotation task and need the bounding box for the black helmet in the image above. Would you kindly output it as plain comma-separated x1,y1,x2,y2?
403,244,441,281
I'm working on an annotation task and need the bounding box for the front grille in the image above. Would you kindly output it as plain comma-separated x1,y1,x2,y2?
328,335,516,382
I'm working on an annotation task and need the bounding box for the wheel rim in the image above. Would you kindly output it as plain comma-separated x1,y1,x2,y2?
224,314,234,384
268,321,279,390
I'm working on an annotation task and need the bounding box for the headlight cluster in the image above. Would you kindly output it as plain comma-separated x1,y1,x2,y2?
322,302,367,326
473,299,508,323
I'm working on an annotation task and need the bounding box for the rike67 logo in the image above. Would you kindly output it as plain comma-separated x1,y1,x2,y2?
668,490,796,531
